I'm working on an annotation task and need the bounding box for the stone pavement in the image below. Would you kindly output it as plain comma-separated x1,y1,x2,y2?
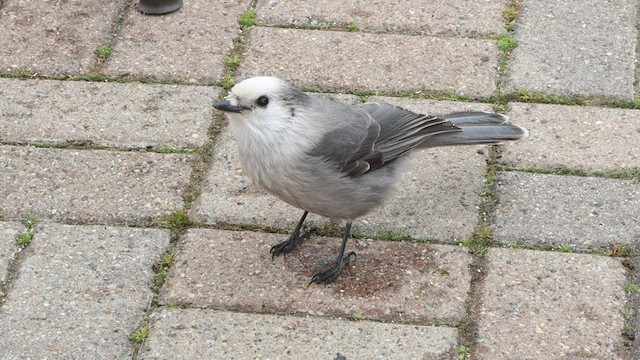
0,0,638,359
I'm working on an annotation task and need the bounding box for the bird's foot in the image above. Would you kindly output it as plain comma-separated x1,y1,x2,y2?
309,251,356,285
270,231,311,259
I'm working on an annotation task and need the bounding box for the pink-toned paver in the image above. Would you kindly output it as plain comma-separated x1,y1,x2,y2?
160,229,472,325
0,0,124,75
102,0,251,83
238,27,499,96
255,0,507,36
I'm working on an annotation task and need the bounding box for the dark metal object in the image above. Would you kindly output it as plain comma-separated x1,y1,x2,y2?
137,0,183,15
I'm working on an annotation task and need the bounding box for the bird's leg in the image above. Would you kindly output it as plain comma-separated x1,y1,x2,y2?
270,211,310,259
309,221,356,285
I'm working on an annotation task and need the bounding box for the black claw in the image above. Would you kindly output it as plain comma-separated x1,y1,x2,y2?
308,252,356,286
269,211,310,260
269,231,310,259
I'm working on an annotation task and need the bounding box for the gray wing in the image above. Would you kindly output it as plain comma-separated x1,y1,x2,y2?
307,102,460,177
306,110,383,177
359,102,461,163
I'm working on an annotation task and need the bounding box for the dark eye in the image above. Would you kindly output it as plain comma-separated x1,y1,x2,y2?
256,96,269,107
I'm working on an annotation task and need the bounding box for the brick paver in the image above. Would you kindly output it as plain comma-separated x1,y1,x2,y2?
494,171,640,248
140,308,458,359
0,146,193,224
0,223,169,359
102,0,252,83
506,0,638,99
238,27,499,96
503,102,640,171
160,229,471,324
0,0,124,75
476,248,627,359
0,78,218,148
255,0,506,36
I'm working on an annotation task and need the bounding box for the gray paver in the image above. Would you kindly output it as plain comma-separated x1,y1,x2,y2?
493,171,640,248
140,308,458,359
195,98,491,241
160,229,471,324
0,78,219,148
0,221,23,287
476,248,627,359
503,102,640,171
0,146,193,224
506,0,637,99
255,0,506,36
0,223,170,359
0,0,123,75
102,0,251,83
238,27,498,97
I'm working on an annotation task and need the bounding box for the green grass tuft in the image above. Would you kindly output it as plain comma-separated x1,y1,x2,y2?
130,323,150,344
376,231,411,242
459,226,494,257
160,210,193,235
457,344,470,360
496,34,518,53
345,22,359,31
238,10,257,27
16,217,38,247
352,310,366,321
16,232,33,246
221,73,236,89
625,283,638,295
95,44,113,60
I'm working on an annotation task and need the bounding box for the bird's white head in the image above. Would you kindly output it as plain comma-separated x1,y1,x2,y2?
213,77,310,128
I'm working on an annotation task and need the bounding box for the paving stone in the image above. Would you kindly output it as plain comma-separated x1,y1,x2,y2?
0,78,219,148
0,221,24,288
160,229,471,324
0,146,193,224
102,0,250,83
255,0,506,36
506,0,637,99
0,223,170,359
476,248,627,359
196,98,491,241
140,308,458,359
502,102,640,171
0,0,123,75
493,171,640,248
238,27,498,97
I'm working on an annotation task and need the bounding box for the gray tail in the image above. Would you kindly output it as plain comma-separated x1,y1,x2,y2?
419,112,528,148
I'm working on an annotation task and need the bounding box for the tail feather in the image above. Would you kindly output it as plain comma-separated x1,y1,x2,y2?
419,112,528,148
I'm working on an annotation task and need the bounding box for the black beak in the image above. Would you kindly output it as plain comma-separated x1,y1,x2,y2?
213,100,245,113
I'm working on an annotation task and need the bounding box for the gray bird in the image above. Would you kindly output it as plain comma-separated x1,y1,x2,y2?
213,77,527,284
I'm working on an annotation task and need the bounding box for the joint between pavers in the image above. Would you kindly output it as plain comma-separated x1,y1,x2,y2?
0,70,209,87
624,253,640,355
218,3,260,89
129,230,183,358
255,18,508,40
492,0,522,113
92,1,133,75
454,145,505,353
0,218,38,307
504,166,640,181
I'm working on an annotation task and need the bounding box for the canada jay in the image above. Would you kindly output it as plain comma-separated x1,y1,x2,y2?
213,77,527,284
